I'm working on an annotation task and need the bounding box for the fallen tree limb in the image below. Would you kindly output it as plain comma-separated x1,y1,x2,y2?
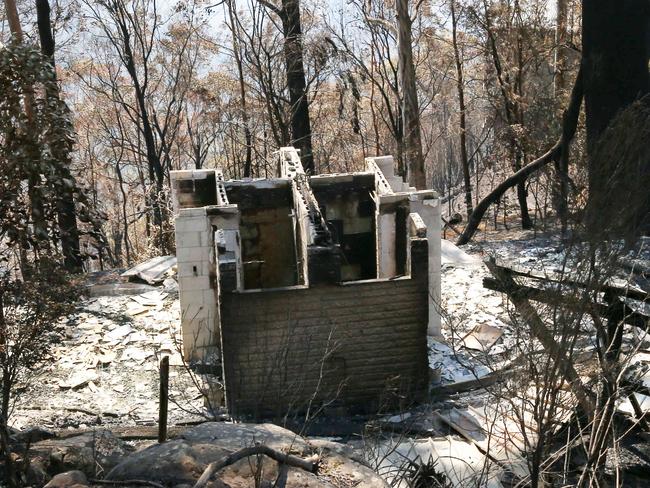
91,480,165,488
619,256,650,278
485,258,595,415
66,407,120,418
487,259,650,303
482,277,649,330
20,405,120,418
193,445,320,488
441,215,461,237
434,365,516,395
456,68,583,245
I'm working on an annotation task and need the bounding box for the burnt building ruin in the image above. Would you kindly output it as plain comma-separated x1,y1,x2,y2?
171,148,441,417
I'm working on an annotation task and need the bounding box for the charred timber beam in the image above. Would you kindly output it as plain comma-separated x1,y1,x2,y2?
483,277,649,331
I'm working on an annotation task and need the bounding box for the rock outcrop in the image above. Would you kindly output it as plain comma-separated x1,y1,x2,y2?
106,422,387,487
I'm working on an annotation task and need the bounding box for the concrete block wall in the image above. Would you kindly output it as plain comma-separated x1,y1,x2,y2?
365,155,442,336
219,237,430,418
409,194,442,337
175,207,220,360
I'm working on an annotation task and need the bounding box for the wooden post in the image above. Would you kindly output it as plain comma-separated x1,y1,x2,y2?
158,356,169,443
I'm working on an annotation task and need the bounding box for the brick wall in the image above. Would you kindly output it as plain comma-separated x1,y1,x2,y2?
219,238,429,418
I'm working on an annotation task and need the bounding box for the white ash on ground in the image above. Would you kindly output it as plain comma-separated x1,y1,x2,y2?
10,289,209,431
432,230,650,387
432,238,515,385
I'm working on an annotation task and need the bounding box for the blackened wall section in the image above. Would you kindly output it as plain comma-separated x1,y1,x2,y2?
219,238,429,418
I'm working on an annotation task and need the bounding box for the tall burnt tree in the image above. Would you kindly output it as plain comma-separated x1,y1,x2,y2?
91,0,167,250
259,0,315,173
553,0,570,232
84,0,201,253
582,0,650,239
225,0,253,177
35,0,83,272
396,0,426,190
3,0,48,258
450,0,472,215
482,0,533,230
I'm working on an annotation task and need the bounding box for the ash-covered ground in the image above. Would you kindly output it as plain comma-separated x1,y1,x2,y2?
11,229,650,432
11,290,207,431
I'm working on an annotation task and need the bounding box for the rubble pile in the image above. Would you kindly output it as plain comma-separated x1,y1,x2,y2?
12,287,206,431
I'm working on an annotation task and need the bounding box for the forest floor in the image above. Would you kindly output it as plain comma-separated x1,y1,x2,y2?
9,224,650,486
11,224,650,432
436,224,650,384
10,289,207,431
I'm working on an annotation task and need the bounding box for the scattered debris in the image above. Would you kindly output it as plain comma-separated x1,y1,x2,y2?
428,338,492,385
162,277,179,293
11,290,206,431
375,436,503,488
87,283,159,297
58,371,99,390
460,323,504,352
121,256,177,285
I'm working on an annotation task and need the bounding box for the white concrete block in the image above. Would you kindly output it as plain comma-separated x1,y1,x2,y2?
177,260,213,278
176,231,201,248
199,231,212,247
178,275,211,291
177,261,199,278
409,197,442,337
203,289,217,305
179,287,204,306
180,302,207,321
175,217,208,233
178,207,206,218
182,315,216,354
183,328,213,352
377,211,397,278
176,246,212,263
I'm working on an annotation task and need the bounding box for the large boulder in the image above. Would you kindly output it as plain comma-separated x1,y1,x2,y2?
11,426,57,445
44,470,88,488
316,451,388,488
106,440,231,485
179,422,310,454
106,422,388,488
31,430,131,477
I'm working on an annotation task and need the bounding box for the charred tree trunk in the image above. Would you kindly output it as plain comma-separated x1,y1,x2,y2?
583,1,649,150
36,0,83,272
275,0,315,173
115,161,131,265
582,0,650,238
457,68,583,245
0,291,17,488
396,0,426,190
226,0,253,177
552,0,570,233
483,0,532,229
553,0,569,99
513,3,532,230
103,0,167,251
451,0,472,216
